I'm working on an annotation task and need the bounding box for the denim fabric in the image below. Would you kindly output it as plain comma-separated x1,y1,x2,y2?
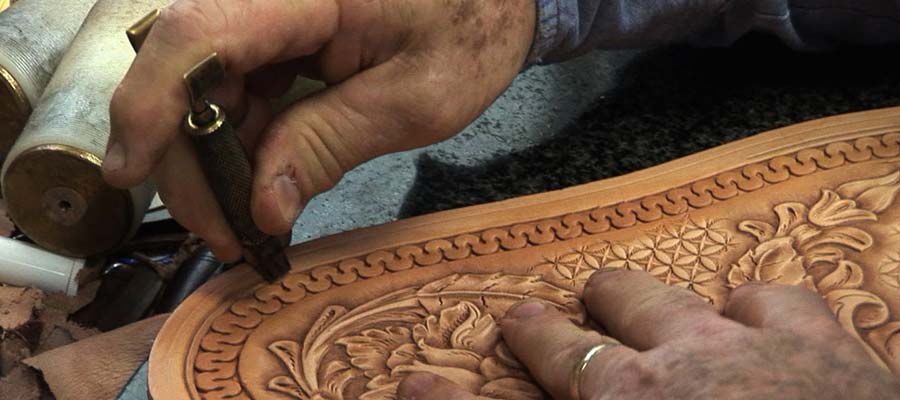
528,0,900,63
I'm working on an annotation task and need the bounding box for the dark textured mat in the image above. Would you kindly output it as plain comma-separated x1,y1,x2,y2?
400,36,900,217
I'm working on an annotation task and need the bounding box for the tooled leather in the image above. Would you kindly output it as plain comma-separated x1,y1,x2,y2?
190,132,900,400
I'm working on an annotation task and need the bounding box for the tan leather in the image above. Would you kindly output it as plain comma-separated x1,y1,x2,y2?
0,366,40,400
150,108,900,400
25,314,168,400
0,286,40,330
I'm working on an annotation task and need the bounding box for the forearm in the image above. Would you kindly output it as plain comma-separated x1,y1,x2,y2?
529,0,900,63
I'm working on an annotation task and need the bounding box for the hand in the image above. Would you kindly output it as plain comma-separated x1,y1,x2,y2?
398,269,900,399
105,0,537,260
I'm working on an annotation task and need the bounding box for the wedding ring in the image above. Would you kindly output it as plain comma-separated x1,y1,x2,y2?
569,343,620,400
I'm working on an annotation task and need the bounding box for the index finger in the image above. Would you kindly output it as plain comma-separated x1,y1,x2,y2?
103,0,341,188
583,269,742,350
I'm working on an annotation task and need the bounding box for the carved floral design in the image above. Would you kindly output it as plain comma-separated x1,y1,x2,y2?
267,274,582,400
724,170,900,370
184,134,900,400
265,170,900,400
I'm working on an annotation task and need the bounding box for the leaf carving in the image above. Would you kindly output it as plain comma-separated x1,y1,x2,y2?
836,170,900,213
817,260,864,292
269,340,304,390
837,170,900,198
336,327,412,378
825,289,892,370
800,227,873,252
322,361,361,397
774,203,808,235
268,376,306,399
827,289,890,330
868,322,900,374
805,246,844,268
752,237,807,285
788,224,822,247
417,274,581,317
808,190,876,227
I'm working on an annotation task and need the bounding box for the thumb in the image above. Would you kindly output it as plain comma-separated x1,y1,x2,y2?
251,57,475,235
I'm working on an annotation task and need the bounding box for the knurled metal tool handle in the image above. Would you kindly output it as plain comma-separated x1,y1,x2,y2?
187,104,267,248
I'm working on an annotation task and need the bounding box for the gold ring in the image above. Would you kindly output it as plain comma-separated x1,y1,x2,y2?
569,343,620,400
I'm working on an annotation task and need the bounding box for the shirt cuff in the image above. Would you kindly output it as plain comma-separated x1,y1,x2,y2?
526,0,562,65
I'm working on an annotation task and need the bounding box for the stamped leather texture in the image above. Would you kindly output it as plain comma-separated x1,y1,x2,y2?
150,107,900,400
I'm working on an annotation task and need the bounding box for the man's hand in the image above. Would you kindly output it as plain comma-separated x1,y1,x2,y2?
398,269,900,399
105,0,536,260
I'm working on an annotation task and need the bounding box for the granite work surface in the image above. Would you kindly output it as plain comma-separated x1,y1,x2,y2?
120,37,900,399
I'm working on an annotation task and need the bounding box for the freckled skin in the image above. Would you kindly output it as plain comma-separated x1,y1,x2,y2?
105,0,537,260
398,271,900,400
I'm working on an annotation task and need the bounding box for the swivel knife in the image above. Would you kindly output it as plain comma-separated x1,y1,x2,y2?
127,9,291,282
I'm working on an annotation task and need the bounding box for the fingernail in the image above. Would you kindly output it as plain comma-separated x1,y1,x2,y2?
103,142,126,173
398,373,437,400
273,175,301,224
506,301,545,319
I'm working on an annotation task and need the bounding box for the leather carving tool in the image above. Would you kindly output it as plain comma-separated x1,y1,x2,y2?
127,11,290,281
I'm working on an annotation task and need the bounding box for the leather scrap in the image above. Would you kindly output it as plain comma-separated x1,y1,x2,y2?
0,286,42,331
42,280,99,315
0,365,41,400
36,280,101,347
24,314,169,400
0,332,30,375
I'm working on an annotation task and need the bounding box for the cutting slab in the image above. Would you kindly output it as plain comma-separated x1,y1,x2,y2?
150,107,900,399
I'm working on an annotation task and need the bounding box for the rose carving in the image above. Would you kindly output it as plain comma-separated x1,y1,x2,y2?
267,274,581,400
725,170,900,372
338,302,539,399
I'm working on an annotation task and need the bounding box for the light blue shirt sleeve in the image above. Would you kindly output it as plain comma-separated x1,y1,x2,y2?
528,0,900,63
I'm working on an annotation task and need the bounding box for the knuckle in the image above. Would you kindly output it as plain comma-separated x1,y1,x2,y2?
393,68,470,139
633,286,699,316
615,357,659,393
552,340,588,371
156,1,221,44
266,121,344,193
662,288,708,310
683,318,742,340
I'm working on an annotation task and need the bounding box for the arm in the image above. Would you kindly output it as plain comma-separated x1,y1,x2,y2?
530,0,900,63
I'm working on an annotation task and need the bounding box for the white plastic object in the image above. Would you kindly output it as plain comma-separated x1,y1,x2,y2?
0,237,84,295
